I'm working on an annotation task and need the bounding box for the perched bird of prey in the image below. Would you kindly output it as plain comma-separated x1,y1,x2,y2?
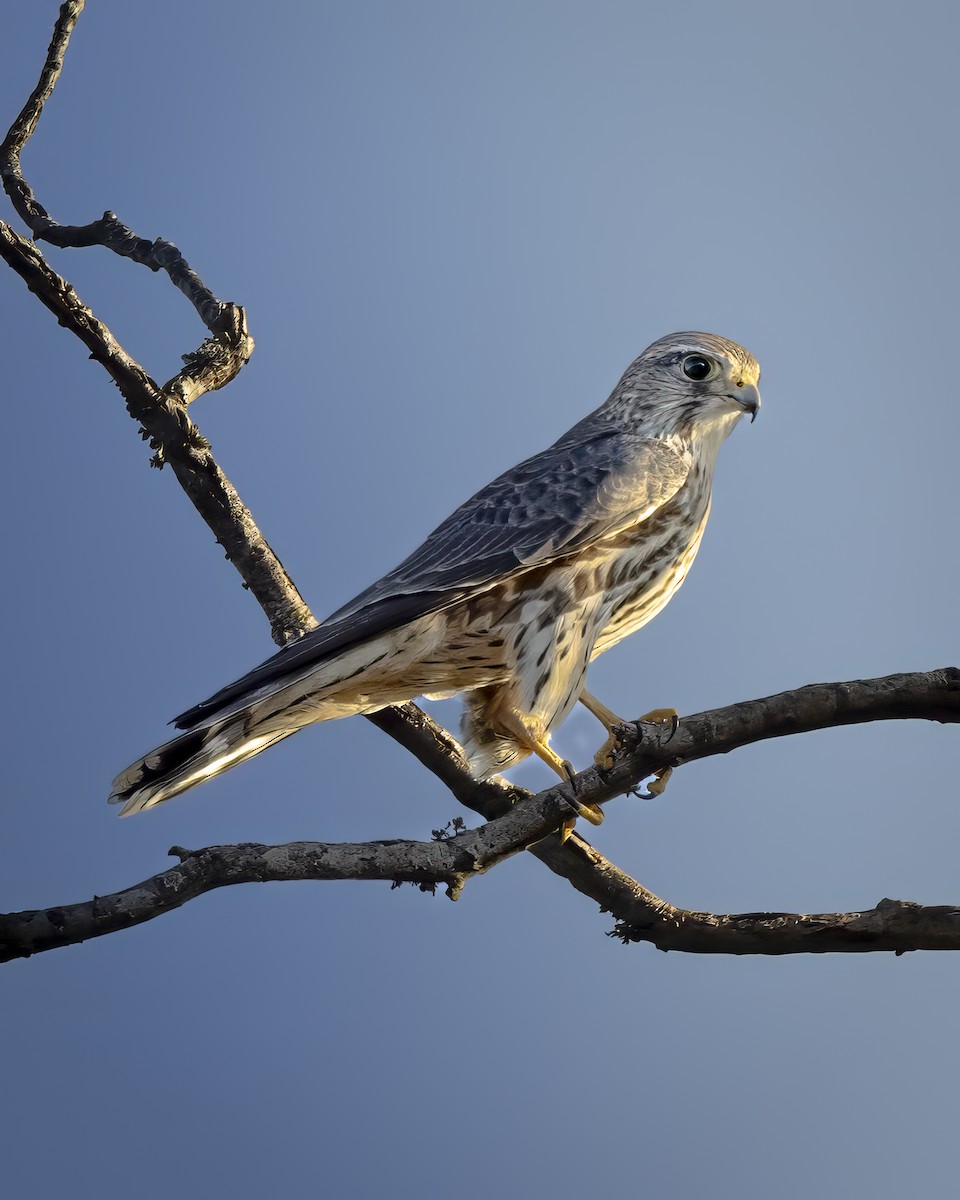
110,331,760,817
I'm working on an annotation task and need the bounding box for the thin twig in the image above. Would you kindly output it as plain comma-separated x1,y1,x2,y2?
0,2,254,414
0,221,311,641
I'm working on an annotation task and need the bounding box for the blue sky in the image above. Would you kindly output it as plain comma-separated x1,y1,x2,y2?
3,3,960,1197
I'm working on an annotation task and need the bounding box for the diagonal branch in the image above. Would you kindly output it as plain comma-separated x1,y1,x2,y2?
563,668,960,811
0,220,311,643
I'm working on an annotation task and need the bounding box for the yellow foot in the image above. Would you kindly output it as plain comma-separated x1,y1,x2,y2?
593,728,623,772
589,705,679,771
640,765,673,798
580,688,632,771
633,709,678,799
558,759,605,842
639,707,680,736
477,703,606,842
578,690,680,810
559,796,605,843
524,738,602,842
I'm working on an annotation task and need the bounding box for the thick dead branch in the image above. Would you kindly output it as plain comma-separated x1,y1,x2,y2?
1,840,480,963
0,787,601,962
608,896,960,954
572,668,960,810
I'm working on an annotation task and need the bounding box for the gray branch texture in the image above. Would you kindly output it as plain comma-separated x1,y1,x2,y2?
1,2,957,963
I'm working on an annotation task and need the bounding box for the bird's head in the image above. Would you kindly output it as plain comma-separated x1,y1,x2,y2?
603,331,761,445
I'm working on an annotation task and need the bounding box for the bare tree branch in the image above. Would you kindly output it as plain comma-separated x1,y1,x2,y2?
0,220,310,642
0,0,253,411
0,790,594,963
568,668,960,810
0,2,84,232
3,671,956,961
609,896,960,955
3,4,958,964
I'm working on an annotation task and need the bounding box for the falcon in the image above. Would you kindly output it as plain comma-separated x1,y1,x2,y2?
110,331,760,821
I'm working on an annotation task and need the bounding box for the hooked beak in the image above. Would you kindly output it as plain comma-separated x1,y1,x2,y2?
731,381,761,423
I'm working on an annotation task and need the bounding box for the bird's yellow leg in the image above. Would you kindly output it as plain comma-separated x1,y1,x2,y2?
491,709,604,842
526,739,605,841
579,689,677,795
579,689,633,769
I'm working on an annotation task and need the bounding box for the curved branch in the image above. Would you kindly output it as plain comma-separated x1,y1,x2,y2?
0,2,84,232
3,671,957,961
577,668,960,809
0,218,310,643
1,840,469,963
0,0,250,399
0,786,600,962
377,673,960,955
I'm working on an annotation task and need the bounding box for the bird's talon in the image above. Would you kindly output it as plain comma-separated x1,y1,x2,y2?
638,766,673,799
564,802,604,829
561,758,580,792
639,707,679,731
559,789,605,838
578,800,604,826
593,728,623,772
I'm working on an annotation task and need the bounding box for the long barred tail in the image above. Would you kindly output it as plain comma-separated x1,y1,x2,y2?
107,631,410,814
108,713,299,816
108,627,413,814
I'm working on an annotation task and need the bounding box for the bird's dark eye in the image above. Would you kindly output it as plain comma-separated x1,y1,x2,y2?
681,354,714,382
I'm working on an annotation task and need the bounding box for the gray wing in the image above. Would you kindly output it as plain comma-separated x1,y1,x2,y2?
174,430,688,728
